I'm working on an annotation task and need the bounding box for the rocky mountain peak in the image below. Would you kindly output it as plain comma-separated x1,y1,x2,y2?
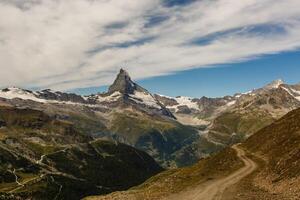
108,68,147,95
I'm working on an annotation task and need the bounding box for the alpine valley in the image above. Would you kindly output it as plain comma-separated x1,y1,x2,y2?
1,69,300,199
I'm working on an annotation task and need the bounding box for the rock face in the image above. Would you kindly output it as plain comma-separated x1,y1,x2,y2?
37,89,86,103
108,69,146,95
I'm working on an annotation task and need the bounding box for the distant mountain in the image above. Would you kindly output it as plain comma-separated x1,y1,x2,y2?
0,105,162,200
0,87,86,103
86,69,174,118
156,79,300,145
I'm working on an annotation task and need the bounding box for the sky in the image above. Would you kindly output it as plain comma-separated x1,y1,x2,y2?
0,0,300,97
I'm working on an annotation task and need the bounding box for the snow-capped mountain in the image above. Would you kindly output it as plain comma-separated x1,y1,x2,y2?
0,87,45,102
156,79,300,117
85,69,174,118
263,79,284,90
155,94,236,116
0,87,86,104
155,79,300,146
0,69,174,118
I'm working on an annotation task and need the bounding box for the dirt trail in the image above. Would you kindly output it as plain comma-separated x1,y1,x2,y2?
168,145,257,200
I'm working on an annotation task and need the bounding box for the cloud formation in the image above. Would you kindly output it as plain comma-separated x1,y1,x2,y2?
0,0,300,90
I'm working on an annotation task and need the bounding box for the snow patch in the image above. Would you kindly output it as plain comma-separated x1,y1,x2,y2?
281,86,300,102
129,91,161,109
0,87,104,107
281,86,294,96
156,94,175,99
234,90,255,98
291,88,300,95
175,96,199,110
0,87,46,103
162,96,200,112
265,79,284,89
96,92,121,103
226,100,236,107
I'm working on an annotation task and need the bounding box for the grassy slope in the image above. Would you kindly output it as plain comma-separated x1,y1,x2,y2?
84,147,243,200
238,108,300,199
244,108,300,179
209,109,275,145
109,111,176,143
221,108,300,200
109,111,200,167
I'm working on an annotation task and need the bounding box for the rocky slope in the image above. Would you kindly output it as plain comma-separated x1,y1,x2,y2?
238,107,300,199
0,105,162,200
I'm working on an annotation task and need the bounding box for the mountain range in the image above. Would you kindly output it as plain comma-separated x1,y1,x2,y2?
0,69,300,199
1,70,300,166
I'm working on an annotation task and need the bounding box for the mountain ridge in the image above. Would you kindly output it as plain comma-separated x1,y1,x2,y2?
1,70,300,167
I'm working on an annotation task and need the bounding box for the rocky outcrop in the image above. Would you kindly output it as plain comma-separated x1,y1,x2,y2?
108,69,143,94
37,89,86,103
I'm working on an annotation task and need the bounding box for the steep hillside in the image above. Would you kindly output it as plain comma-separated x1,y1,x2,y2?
239,108,300,199
0,106,162,200
244,108,300,174
85,108,300,200
84,148,244,200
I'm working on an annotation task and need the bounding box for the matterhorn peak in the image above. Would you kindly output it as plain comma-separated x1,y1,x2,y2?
108,68,148,95
119,68,129,76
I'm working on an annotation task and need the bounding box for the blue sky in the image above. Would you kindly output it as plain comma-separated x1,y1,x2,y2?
71,50,300,97
1,0,300,95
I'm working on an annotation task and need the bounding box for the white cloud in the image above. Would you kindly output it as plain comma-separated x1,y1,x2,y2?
0,0,300,91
